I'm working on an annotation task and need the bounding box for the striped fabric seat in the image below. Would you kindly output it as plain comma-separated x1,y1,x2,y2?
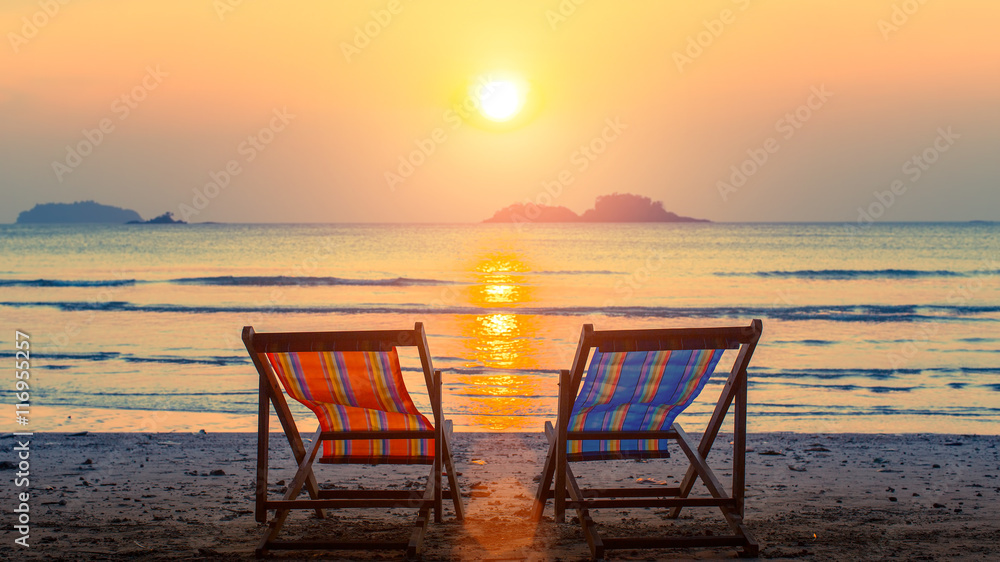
265,349,434,464
567,349,724,461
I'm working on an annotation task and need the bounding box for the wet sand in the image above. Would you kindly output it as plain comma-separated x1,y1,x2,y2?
2,432,998,560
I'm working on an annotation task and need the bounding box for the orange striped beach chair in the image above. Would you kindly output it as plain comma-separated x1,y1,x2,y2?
532,320,762,558
242,322,463,559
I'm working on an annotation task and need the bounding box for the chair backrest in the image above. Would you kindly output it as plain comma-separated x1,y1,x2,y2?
266,348,429,418
571,348,725,426
243,323,439,464
565,321,761,461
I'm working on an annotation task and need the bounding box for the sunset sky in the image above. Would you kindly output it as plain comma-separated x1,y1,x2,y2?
2,0,998,223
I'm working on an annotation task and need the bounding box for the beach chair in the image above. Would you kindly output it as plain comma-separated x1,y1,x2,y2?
242,322,464,559
531,320,762,559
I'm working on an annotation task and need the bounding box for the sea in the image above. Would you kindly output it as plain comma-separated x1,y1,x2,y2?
2,222,998,434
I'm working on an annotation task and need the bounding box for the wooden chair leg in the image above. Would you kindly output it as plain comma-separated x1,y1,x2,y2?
255,395,269,524
263,429,325,550
531,421,558,521
407,476,435,561
434,456,443,523
296,426,326,518
669,370,738,518
432,371,444,523
256,509,290,557
554,369,571,523
442,421,465,520
406,506,431,561
563,460,604,560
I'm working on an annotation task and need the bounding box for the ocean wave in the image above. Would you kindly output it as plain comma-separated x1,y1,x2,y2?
869,386,917,393
770,339,835,346
122,355,248,366
529,270,623,275
0,278,136,287
751,368,913,380
9,351,248,366
172,275,459,287
746,408,998,418
4,301,1000,323
718,269,999,280
13,269,991,287
0,276,460,288
754,381,918,393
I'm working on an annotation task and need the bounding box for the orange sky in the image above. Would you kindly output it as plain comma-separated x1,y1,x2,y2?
2,1,998,222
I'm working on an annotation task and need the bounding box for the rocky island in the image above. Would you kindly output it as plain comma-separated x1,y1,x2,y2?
16,201,142,223
15,202,186,224
126,212,187,225
483,193,709,223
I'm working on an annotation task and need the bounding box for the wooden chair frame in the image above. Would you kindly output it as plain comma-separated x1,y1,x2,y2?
531,320,763,559
242,322,464,559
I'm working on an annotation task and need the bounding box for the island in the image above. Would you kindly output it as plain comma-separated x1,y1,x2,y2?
483,193,709,223
16,201,142,224
15,202,188,224
127,212,187,225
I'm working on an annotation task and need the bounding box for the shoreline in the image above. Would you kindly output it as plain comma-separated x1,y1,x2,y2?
2,431,998,560
14,405,1000,435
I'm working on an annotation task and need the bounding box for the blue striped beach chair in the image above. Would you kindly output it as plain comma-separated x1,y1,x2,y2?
532,320,763,558
242,322,463,559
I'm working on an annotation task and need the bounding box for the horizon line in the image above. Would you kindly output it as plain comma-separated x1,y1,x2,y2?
5,220,998,226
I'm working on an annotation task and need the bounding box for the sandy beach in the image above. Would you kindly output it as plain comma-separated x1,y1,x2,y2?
3,431,998,560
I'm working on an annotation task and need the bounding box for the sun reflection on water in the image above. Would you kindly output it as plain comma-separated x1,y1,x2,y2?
456,249,542,430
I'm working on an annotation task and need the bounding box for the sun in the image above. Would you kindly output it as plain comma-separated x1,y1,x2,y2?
477,79,525,122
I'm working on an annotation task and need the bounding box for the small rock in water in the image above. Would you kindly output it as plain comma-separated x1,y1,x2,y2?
209,469,226,476
81,459,93,465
